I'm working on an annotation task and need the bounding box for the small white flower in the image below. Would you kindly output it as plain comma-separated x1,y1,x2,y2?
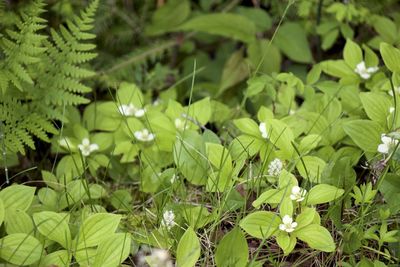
174,118,189,131
134,129,155,142
279,215,298,233
77,138,99,157
118,104,146,118
289,109,296,115
354,61,378,80
389,107,395,113
259,122,268,139
388,86,400,96
145,248,174,267
378,134,399,154
290,186,307,202
268,158,283,176
161,210,175,230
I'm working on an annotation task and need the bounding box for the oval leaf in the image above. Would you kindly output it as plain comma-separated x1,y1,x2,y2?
296,224,336,252
176,227,201,267
33,211,72,249
0,233,43,266
76,213,121,249
215,227,248,267
239,211,280,239
306,184,344,205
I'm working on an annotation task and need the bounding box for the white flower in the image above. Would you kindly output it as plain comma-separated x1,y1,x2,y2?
389,107,395,113
134,129,155,142
279,215,297,233
118,104,146,117
77,138,99,157
290,186,307,202
378,134,399,154
175,118,189,131
268,158,283,176
259,122,268,139
388,86,400,96
354,61,378,80
145,248,174,267
161,210,175,230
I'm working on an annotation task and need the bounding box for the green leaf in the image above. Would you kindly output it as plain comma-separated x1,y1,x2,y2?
146,0,190,35
276,232,296,255
176,227,201,267
233,118,260,137
0,233,43,266
360,92,392,125
321,60,355,78
215,227,248,267
296,208,317,230
187,97,212,126
174,131,208,185
76,213,121,249
239,211,280,239
274,22,313,63
343,120,383,153
306,184,344,205
296,224,335,252
219,50,249,94
4,210,33,234
93,233,131,267
0,184,35,211
248,39,281,74
372,16,397,44
380,43,400,73
177,13,256,43
296,156,326,183
252,188,286,207
33,211,71,249
234,7,272,32
0,198,4,226
41,250,71,267
206,143,233,192
343,39,363,69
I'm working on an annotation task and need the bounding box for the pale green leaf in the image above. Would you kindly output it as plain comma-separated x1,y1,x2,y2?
93,233,131,267
33,211,71,249
343,120,383,153
0,184,35,211
343,39,363,68
76,213,121,249
306,184,344,205
0,233,43,266
177,13,256,43
380,43,400,73
296,224,335,252
239,211,280,239
274,22,313,63
215,227,248,267
360,92,391,125
176,227,201,267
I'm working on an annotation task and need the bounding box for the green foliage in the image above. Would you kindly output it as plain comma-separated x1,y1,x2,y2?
1,0,400,266
0,0,98,154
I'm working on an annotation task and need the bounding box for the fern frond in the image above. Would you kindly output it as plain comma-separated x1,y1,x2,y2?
0,0,46,94
34,0,99,110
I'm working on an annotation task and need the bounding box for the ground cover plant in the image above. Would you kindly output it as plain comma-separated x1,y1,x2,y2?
0,0,399,266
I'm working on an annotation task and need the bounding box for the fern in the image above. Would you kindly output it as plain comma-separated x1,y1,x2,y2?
0,0,99,155
0,0,46,93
